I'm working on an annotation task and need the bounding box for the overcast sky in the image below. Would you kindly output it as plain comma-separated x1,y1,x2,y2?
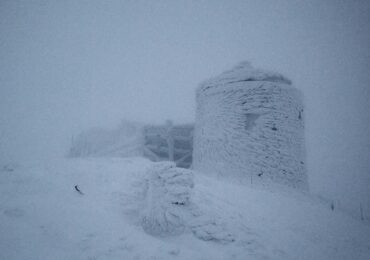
1,0,369,214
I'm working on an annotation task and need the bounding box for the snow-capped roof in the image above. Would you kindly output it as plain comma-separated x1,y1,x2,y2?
199,61,292,91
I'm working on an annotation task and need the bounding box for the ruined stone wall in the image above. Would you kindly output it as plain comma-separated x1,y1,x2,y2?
193,63,308,190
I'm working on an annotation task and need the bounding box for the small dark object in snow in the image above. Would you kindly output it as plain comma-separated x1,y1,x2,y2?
74,185,84,195
258,172,263,177
2,164,15,172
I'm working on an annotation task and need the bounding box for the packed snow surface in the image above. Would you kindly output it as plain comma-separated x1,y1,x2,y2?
1,158,369,259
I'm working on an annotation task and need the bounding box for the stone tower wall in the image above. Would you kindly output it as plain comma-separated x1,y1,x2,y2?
193,64,308,190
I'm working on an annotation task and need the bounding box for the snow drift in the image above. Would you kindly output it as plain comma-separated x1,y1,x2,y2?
1,158,369,259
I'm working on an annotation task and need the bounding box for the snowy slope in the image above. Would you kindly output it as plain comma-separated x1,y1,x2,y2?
1,158,369,260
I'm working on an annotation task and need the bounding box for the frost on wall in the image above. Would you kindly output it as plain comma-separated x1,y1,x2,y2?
193,62,308,190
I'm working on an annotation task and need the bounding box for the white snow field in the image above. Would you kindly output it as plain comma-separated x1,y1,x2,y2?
1,158,369,260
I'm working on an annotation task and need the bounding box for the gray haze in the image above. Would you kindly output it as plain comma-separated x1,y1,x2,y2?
1,1,369,215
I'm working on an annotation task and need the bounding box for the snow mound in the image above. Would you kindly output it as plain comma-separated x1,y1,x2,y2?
189,214,235,244
141,162,194,236
141,162,235,243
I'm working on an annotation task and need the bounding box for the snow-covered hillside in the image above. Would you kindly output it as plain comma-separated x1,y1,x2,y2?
1,158,369,260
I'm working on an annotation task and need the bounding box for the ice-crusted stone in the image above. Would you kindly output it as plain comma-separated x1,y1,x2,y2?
141,162,194,236
141,162,236,243
193,62,308,190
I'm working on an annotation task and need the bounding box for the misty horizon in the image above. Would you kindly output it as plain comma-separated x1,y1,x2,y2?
0,2,369,258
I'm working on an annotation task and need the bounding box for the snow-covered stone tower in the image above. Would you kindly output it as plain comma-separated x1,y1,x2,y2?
193,62,308,190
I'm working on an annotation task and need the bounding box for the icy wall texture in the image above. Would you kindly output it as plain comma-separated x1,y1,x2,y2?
193,62,308,190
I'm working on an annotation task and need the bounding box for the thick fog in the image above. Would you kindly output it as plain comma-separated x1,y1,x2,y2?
1,1,369,215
